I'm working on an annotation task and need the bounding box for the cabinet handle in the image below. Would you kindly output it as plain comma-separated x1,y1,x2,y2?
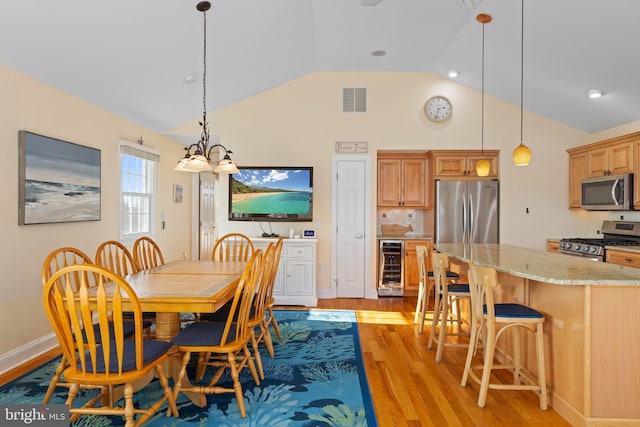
625,258,634,263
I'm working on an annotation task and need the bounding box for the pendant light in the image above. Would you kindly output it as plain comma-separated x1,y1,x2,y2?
476,13,491,177
513,0,531,166
175,1,239,174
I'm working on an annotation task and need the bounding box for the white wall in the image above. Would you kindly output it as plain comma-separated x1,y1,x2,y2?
0,65,193,363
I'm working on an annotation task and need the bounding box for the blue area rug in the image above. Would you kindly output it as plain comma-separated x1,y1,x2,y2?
0,310,377,426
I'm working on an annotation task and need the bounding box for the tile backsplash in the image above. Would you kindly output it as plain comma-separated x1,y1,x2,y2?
377,208,424,235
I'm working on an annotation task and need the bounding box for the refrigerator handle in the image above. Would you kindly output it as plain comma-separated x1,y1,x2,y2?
469,193,474,244
462,193,468,244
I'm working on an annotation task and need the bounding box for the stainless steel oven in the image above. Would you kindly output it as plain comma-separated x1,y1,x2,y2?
560,220,640,261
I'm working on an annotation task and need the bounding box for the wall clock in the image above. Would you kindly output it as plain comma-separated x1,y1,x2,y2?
424,96,452,123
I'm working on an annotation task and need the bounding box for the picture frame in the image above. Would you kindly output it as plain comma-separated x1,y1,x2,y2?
18,131,101,225
173,184,184,203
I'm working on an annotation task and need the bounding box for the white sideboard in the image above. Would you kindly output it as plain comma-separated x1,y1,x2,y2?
252,238,317,307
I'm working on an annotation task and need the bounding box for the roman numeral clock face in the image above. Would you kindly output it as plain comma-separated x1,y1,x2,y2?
425,96,452,123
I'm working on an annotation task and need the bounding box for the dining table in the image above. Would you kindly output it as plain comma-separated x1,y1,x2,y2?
122,259,247,408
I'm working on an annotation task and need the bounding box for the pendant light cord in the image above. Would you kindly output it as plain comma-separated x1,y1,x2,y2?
520,0,524,143
481,18,485,158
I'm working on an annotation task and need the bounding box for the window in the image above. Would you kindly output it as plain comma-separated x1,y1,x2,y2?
119,141,160,242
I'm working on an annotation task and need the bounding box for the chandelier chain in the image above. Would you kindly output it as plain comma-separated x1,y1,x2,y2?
202,6,207,122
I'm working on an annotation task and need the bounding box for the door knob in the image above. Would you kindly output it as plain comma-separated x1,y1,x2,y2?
354,233,364,239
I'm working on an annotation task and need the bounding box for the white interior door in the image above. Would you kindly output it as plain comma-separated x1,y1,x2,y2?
334,157,368,298
199,172,217,260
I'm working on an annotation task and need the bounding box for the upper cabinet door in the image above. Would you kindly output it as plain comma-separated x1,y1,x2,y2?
377,154,427,208
377,159,403,206
586,141,633,177
402,158,426,207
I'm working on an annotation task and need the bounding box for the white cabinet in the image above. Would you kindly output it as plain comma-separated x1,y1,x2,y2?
252,238,317,306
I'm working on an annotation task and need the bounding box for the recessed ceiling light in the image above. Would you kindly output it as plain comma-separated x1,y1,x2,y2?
360,0,383,6
587,89,603,99
448,69,459,78
371,50,386,57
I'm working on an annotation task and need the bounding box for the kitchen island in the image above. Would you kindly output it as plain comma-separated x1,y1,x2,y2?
436,243,640,427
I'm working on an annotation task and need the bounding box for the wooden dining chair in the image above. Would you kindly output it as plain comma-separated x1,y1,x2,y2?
171,250,263,419
247,242,278,378
196,243,277,380
427,251,471,362
211,232,254,261
264,238,284,340
41,247,96,404
43,264,178,425
133,236,165,271
462,262,548,410
95,240,139,276
96,240,155,337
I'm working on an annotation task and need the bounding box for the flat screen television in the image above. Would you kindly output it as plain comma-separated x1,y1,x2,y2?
228,166,313,222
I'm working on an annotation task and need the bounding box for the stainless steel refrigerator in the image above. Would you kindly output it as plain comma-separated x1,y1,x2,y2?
434,180,499,245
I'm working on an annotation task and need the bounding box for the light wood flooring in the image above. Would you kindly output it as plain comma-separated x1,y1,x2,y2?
316,297,571,427
1,297,571,426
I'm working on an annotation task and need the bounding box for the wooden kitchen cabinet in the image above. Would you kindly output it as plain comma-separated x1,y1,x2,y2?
377,152,428,208
546,240,560,253
568,132,639,209
634,139,640,210
606,249,640,268
404,239,433,294
586,140,633,177
431,149,499,179
568,151,587,208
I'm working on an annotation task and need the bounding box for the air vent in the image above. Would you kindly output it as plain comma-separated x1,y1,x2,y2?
343,88,367,113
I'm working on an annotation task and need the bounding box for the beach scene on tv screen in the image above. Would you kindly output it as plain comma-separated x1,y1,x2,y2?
231,169,311,214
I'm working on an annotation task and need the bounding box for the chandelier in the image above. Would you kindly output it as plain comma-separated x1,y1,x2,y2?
175,1,238,174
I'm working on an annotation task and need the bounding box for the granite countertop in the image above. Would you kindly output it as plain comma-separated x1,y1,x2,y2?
436,243,640,286
376,234,432,240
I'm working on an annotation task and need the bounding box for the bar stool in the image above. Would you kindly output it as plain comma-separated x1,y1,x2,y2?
428,252,471,362
414,246,462,333
414,245,432,332
462,262,548,410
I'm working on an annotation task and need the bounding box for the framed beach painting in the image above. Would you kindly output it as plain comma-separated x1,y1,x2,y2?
18,131,101,225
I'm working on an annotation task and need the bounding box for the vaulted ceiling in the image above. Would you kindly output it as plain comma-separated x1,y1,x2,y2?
2,0,638,143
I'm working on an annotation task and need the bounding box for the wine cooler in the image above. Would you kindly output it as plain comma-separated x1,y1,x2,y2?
378,239,404,296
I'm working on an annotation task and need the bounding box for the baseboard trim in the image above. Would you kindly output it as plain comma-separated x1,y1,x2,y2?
0,333,58,376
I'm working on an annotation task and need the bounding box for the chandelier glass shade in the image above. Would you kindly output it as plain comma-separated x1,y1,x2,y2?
174,1,238,174
476,159,491,176
513,142,531,166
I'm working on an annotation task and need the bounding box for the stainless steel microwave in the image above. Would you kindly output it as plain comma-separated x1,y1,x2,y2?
581,174,633,210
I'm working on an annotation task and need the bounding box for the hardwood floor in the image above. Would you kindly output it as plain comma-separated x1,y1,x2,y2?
1,297,571,426
316,297,571,427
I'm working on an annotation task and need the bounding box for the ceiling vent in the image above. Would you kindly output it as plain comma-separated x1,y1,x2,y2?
343,88,367,113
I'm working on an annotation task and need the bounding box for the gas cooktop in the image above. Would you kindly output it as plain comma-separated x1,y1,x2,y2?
560,220,640,260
